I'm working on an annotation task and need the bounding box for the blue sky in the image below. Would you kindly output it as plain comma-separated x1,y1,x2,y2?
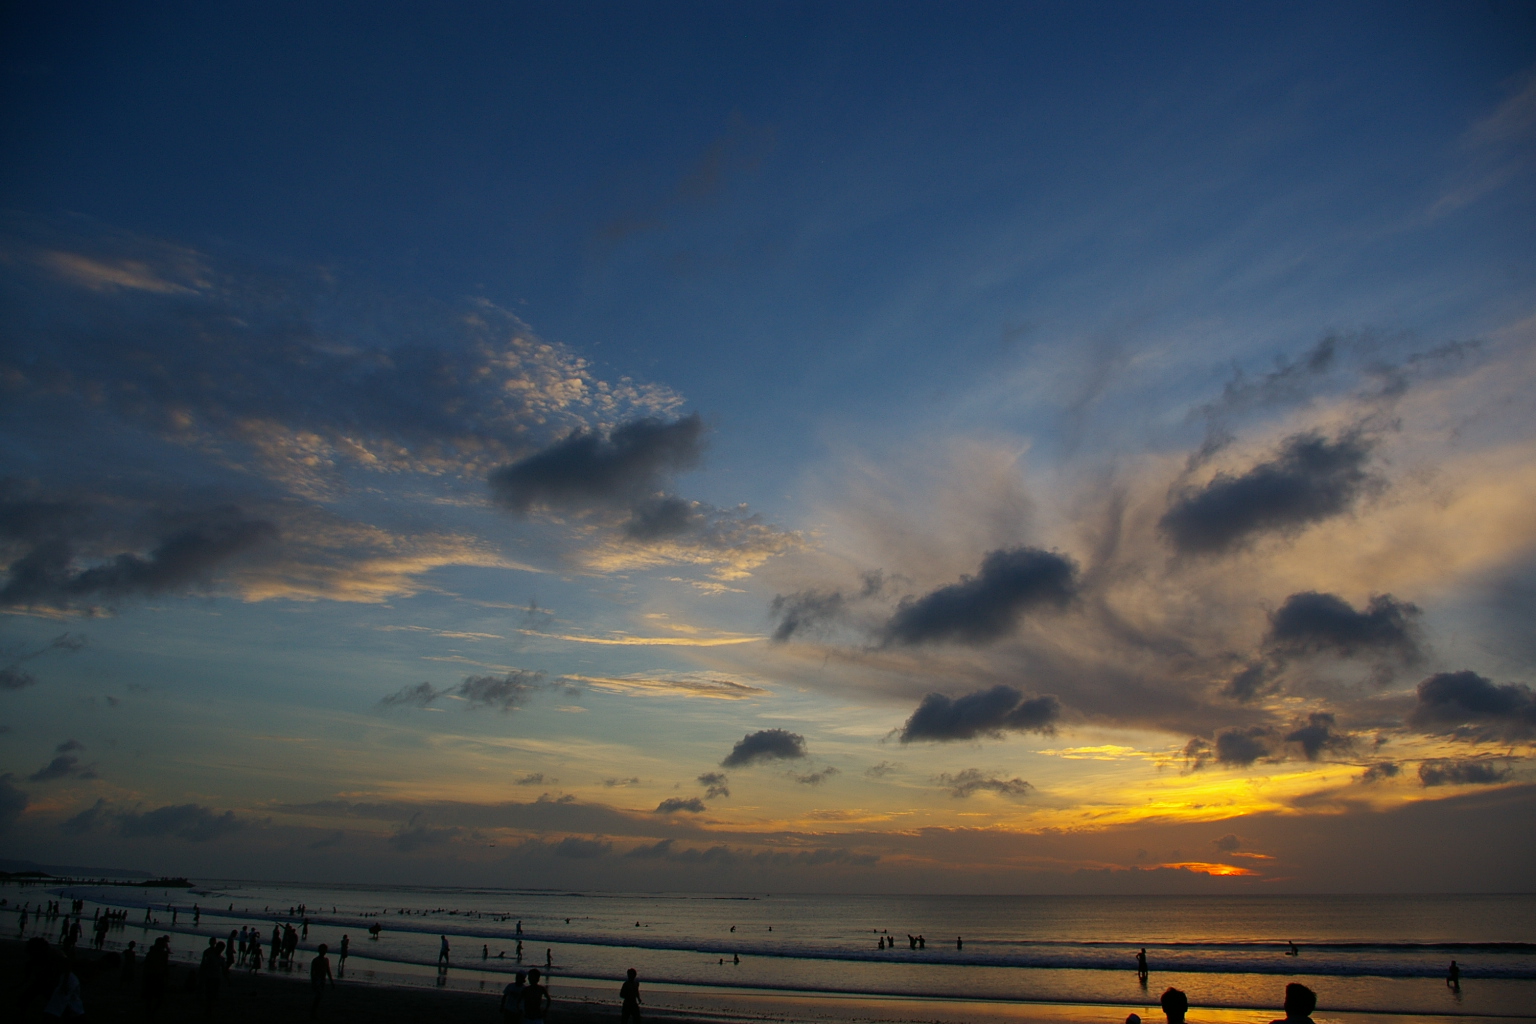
1,1,1534,891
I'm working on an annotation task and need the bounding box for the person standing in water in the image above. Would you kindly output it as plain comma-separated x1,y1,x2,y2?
439,935,451,965
1447,961,1461,990
338,934,349,975
620,967,643,1024
1136,947,1149,981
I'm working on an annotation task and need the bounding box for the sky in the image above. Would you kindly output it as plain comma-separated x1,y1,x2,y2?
1,1,1534,894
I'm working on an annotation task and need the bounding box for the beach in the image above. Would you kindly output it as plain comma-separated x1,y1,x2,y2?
6,881,1534,1024
4,938,1528,1024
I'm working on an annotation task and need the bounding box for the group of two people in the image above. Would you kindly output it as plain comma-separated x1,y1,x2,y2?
1128,982,1320,1024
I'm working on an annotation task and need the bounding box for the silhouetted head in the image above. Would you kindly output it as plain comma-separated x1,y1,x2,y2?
528,968,541,982
318,944,328,955
628,968,637,978
1160,987,1189,1023
1283,983,1316,1016
1127,1015,1142,1024
516,971,526,983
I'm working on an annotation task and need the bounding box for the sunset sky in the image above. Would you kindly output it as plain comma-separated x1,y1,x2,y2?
2,2,1534,893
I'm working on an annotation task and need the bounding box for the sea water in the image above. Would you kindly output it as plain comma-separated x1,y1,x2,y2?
13,882,1534,1019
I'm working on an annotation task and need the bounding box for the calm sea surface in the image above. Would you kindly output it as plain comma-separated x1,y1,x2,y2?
12,882,1534,1019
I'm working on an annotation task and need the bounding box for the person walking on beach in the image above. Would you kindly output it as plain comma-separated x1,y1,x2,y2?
620,967,643,1024
338,933,350,975
439,935,451,965
1136,947,1148,981
522,967,551,1024
1447,960,1461,990
1159,987,1188,1024
309,943,335,1018
1268,982,1316,1024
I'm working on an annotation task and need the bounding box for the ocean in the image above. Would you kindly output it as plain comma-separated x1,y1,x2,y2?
11,881,1534,1019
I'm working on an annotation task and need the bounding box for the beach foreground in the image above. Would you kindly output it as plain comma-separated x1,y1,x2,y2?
5,940,1527,1024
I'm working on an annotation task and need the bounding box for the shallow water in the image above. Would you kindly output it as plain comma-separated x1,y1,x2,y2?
11,881,1533,1018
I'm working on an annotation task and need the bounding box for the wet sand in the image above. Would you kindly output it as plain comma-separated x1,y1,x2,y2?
4,939,1524,1024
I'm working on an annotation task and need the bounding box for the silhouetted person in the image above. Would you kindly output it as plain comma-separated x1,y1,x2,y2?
620,967,643,1024
43,961,84,1019
1268,982,1316,1023
194,904,200,926
439,935,451,965
339,933,350,975
120,940,137,989
1287,940,1298,956
226,930,237,972
546,947,552,968
199,940,225,1017
309,943,334,1018
142,936,171,1012
501,970,527,1022
1125,1015,1142,1024
522,967,550,1024
1136,947,1148,981
1447,960,1461,990
484,944,490,959
908,933,916,950
1160,986,1188,1024
956,936,963,951
918,935,925,949
19,937,66,1013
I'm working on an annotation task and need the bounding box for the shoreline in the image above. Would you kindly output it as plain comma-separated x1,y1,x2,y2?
6,939,1531,1024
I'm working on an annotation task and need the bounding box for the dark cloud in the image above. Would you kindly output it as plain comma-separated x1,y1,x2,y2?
655,797,706,814
697,772,730,799
865,761,898,778
378,670,549,714
0,492,276,610
513,773,548,786
770,589,846,643
1285,712,1353,761
55,739,84,753
1418,759,1513,787
1185,727,1277,770
1409,670,1536,741
1160,431,1375,555
117,803,243,843
883,547,1077,645
0,774,26,833
489,415,705,516
27,753,98,782
59,798,109,835
1211,833,1244,852
1225,592,1423,702
1267,592,1422,660
625,839,674,859
388,824,463,852
603,777,641,788
899,685,1061,743
791,766,839,786
936,769,1033,800
553,836,612,859
721,729,807,767
769,572,888,643
0,632,86,691
1357,762,1400,784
